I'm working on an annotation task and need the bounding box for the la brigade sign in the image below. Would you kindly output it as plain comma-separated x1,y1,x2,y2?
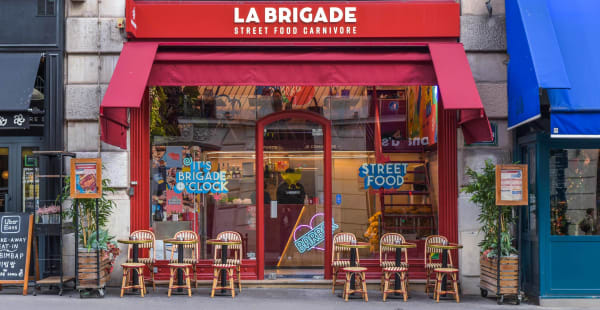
175,159,228,194
359,163,408,190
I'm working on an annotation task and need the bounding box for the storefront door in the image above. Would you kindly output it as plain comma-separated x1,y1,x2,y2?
256,111,332,279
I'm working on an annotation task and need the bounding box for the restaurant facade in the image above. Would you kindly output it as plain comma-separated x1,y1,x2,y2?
507,0,600,304
99,0,493,281
0,0,65,280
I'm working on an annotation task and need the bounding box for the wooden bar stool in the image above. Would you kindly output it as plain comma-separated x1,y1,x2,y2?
424,235,452,294
342,266,368,302
331,232,358,294
382,267,408,301
210,264,237,298
167,263,193,297
127,230,156,292
120,263,146,297
433,267,460,303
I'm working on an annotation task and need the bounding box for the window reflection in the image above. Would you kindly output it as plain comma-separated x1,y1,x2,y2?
550,149,600,235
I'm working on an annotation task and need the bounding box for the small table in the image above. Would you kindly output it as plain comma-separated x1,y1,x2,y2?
382,242,416,295
164,239,198,292
427,243,463,296
207,239,242,293
336,242,370,297
117,239,153,290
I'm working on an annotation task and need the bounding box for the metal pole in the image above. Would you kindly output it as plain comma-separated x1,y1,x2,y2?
96,198,100,287
59,154,63,292
497,205,502,299
517,206,522,300
74,199,79,288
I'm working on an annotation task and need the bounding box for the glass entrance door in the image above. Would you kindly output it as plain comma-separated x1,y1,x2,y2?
263,118,325,278
0,144,39,213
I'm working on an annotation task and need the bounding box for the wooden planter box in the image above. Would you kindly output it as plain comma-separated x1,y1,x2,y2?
77,249,111,288
480,255,519,295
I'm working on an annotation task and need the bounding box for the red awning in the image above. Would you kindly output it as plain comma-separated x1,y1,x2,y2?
148,49,436,86
100,42,158,149
429,43,493,144
100,43,492,148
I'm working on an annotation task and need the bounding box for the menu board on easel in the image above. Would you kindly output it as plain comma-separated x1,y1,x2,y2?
495,164,528,206
0,213,34,295
70,158,102,199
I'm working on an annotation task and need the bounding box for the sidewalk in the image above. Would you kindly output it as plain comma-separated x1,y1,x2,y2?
0,286,573,310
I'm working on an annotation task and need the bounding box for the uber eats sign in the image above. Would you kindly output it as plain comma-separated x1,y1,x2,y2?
358,163,408,190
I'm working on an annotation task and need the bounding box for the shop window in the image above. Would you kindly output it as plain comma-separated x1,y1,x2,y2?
550,149,600,236
149,85,439,266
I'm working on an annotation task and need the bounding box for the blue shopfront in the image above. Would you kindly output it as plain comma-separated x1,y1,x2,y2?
507,0,600,303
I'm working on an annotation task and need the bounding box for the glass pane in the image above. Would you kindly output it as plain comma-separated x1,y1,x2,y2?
22,148,39,213
550,149,600,235
263,119,324,276
150,86,257,261
0,148,8,212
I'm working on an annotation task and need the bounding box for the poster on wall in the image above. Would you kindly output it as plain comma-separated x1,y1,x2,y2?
70,158,102,199
495,164,528,206
407,86,438,148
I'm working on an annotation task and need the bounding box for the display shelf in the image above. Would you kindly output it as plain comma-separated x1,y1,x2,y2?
32,151,76,296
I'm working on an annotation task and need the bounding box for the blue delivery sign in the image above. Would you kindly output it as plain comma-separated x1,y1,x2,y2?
358,163,408,190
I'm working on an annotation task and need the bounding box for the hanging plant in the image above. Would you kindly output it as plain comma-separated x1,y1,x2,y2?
461,160,517,258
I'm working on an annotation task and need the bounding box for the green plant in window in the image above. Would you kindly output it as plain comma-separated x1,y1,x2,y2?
461,160,517,258
60,176,116,250
150,86,182,137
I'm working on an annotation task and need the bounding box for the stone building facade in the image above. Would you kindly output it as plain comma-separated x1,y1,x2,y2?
64,0,510,291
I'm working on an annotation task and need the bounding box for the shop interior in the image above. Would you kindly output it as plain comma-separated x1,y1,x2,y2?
149,85,439,278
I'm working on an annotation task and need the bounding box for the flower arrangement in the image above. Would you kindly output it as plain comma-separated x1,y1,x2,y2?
36,205,62,224
364,211,381,252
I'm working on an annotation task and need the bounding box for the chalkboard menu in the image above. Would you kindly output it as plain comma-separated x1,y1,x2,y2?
0,213,33,295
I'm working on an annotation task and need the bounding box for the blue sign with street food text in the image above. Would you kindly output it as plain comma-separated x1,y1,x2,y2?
358,163,408,190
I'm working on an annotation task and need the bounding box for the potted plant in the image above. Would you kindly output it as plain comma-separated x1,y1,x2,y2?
61,177,120,288
461,160,519,299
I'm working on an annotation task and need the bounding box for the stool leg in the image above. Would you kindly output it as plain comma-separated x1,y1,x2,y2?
211,268,218,298
230,269,235,298
150,264,156,292
452,273,460,303
331,268,337,294
184,268,191,297
401,272,407,302
194,265,198,289
425,269,430,294
361,272,368,302
237,265,242,292
383,272,389,301
167,268,174,297
344,273,350,302
138,268,145,297
435,273,442,303
120,269,127,298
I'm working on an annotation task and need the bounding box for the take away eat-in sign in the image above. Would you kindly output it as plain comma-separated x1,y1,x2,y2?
126,1,460,39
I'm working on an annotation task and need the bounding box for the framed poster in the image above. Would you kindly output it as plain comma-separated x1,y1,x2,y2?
70,158,102,199
495,164,528,206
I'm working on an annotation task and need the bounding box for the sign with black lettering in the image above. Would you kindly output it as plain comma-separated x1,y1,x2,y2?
0,213,33,295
